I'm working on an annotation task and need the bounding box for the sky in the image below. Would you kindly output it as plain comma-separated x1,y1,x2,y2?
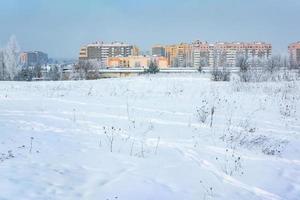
0,0,299,59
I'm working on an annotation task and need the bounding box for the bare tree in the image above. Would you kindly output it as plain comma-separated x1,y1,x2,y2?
73,60,100,80
48,65,61,80
237,55,251,82
198,55,208,72
266,55,281,74
211,66,230,81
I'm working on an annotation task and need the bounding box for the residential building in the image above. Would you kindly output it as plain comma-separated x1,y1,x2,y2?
107,57,128,68
107,56,150,68
192,41,210,69
20,51,48,67
210,42,272,67
152,56,168,69
107,55,169,69
288,42,300,67
126,56,150,68
165,43,192,68
152,45,165,57
79,41,139,66
191,41,272,68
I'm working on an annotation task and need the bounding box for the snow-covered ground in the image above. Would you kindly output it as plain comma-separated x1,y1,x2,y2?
0,74,300,200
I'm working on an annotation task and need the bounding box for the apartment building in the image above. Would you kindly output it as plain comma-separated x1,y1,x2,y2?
152,56,168,69
165,43,192,68
20,51,48,67
152,45,166,57
107,55,168,69
192,41,272,68
288,42,300,67
79,42,139,66
107,56,150,68
192,41,209,69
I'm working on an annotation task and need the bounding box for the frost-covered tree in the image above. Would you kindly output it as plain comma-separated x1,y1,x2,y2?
237,55,251,82
198,56,208,72
2,35,21,80
0,50,5,80
48,65,61,81
72,60,100,80
266,55,281,74
15,67,33,81
211,66,230,81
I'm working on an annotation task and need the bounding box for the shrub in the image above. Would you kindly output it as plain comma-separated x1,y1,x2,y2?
145,61,159,74
211,67,230,81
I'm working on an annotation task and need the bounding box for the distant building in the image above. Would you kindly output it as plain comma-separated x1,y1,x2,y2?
152,56,169,69
192,41,210,69
20,51,48,67
165,43,193,68
107,55,169,69
107,56,150,68
191,41,272,68
288,42,300,67
107,57,129,68
126,56,150,68
79,41,139,66
152,45,165,57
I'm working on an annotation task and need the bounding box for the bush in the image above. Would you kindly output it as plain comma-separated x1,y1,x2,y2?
73,60,100,80
236,55,251,82
211,67,230,81
145,61,159,74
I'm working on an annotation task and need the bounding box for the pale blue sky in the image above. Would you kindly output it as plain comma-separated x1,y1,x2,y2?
0,0,299,58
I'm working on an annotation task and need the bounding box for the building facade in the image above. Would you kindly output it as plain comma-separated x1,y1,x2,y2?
152,45,166,57
79,42,139,66
107,56,150,68
152,56,168,69
107,55,169,69
192,41,209,69
192,41,272,68
288,42,300,67
20,51,48,67
165,43,192,68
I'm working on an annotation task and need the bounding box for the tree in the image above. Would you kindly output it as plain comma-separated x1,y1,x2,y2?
198,56,208,72
33,65,43,79
3,35,20,80
211,66,230,81
145,61,159,74
15,67,33,81
72,60,100,80
266,56,281,74
48,65,61,80
0,50,6,80
237,55,251,82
